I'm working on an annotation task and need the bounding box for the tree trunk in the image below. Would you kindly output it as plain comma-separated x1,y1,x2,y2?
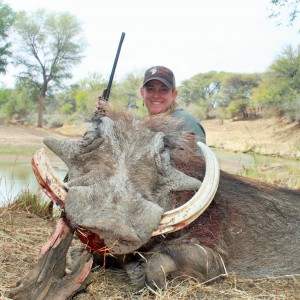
37,94,45,128
7,218,93,300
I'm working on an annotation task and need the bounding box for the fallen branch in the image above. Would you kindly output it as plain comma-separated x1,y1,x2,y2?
7,218,93,300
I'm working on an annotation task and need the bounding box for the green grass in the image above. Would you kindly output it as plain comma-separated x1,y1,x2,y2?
237,154,300,189
0,145,57,158
0,145,39,155
10,190,52,219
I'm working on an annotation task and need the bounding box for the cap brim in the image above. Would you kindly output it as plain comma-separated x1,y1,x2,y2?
142,77,173,89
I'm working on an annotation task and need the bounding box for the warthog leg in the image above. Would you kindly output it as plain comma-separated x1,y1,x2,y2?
144,243,226,289
7,218,93,300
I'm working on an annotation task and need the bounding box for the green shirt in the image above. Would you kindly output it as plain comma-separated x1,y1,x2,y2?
172,108,206,144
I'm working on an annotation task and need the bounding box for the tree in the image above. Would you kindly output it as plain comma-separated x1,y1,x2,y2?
269,0,300,27
269,44,300,91
117,71,144,110
0,1,15,74
253,44,300,121
221,74,261,103
13,9,85,127
74,72,107,118
220,73,261,118
178,71,224,118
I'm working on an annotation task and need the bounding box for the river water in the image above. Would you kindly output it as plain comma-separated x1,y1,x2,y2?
0,154,67,206
0,150,295,207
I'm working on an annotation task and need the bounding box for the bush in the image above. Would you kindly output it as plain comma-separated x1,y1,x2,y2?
60,102,74,115
47,114,64,128
281,97,300,122
1,89,35,122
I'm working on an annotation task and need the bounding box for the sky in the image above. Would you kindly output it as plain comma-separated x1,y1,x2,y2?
1,0,300,87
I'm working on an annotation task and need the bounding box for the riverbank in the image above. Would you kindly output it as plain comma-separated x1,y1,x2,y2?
1,117,299,158
201,117,300,158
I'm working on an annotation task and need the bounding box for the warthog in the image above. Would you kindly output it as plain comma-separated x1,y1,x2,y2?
8,112,300,300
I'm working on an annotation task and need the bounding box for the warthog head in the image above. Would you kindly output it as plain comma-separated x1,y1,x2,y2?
43,114,219,255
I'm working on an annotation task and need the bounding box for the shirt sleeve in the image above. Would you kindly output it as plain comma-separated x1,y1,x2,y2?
172,109,206,144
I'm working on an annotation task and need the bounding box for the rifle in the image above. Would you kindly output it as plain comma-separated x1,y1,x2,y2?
102,32,126,101
64,33,125,182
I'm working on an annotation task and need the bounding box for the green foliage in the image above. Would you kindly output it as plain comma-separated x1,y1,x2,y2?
0,87,10,106
70,72,107,118
253,45,300,121
270,45,300,91
63,70,145,119
74,90,89,112
13,9,86,127
269,0,300,27
281,95,300,121
14,77,40,103
183,102,207,120
177,72,261,119
226,100,249,119
221,73,261,106
116,71,144,109
0,1,15,74
0,87,35,122
60,102,74,115
14,9,85,85
64,110,86,124
178,71,224,118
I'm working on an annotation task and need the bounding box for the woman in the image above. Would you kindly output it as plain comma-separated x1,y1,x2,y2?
96,65,206,145
140,66,206,144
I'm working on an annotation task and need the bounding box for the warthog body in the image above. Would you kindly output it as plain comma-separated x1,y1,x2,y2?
40,112,300,289
9,111,300,300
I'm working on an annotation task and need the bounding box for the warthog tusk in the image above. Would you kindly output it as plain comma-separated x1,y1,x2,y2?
32,148,68,208
152,142,220,236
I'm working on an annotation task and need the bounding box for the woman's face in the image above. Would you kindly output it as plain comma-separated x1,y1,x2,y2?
141,80,178,115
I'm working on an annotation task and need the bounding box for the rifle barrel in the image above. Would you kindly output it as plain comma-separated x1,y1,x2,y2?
103,32,126,101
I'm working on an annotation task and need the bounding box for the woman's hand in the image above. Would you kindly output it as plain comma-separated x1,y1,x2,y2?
94,98,112,116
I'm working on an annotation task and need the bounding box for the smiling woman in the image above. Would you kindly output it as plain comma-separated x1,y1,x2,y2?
141,66,177,115
97,65,206,146
140,66,206,145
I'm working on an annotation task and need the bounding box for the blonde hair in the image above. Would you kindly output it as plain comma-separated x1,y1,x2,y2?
163,100,177,115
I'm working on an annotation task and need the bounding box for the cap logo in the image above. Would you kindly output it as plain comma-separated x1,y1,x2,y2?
150,67,158,75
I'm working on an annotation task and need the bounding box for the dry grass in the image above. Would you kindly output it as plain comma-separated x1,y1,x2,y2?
0,207,54,299
10,189,51,218
1,205,300,300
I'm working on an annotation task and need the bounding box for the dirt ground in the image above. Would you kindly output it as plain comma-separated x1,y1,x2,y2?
0,118,300,299
0,123,80,149
201,117,300,158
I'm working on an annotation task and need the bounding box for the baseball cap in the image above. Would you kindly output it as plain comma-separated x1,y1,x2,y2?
142,66,176,89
